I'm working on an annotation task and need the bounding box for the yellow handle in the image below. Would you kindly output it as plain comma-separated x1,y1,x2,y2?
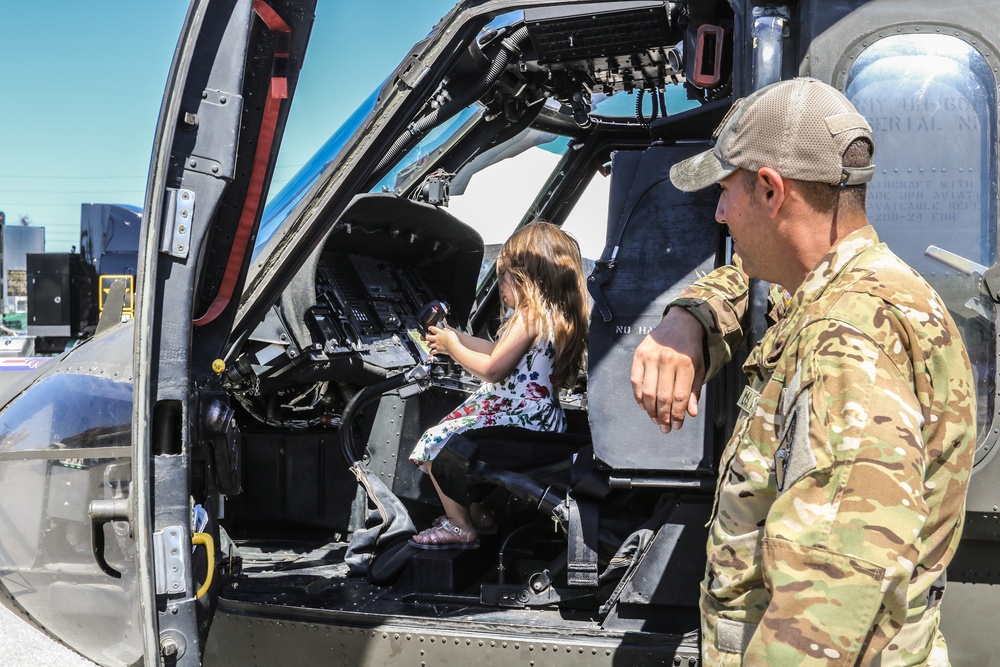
192,532,215,599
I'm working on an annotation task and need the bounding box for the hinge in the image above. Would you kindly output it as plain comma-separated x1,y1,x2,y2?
153,526,188,595
160,188,194,259
396,55,430,90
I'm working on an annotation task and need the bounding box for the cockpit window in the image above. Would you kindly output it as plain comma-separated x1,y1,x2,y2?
254,86,382,260
590,84,698,120
371,105,482,195
0,373,132,453
845,33,998,453
445,127,572,247
253,7,697,269
0,372,140,665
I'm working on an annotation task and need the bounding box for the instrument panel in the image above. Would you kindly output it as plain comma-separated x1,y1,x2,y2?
307,251,439,369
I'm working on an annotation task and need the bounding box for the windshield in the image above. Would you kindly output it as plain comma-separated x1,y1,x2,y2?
372,86,697,213
371,105,482,194
252,86,381,260
248,8,696,280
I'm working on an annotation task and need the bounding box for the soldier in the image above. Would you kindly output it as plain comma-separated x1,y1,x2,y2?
630,78,976,665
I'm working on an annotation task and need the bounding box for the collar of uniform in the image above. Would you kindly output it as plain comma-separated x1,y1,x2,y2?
786,224,880,318
747,225,880,373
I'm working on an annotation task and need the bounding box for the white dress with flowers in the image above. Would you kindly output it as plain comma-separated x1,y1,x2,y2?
409,335,565,471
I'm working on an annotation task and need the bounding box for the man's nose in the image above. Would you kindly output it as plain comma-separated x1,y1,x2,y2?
715,198,726,224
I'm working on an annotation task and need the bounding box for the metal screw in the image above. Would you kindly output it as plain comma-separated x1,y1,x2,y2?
161,638,178,657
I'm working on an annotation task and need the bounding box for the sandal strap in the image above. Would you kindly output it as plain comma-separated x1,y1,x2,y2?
438,518,465,535
413,518,477,546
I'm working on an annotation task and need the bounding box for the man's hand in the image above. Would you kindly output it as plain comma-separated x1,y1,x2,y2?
630,307,706,433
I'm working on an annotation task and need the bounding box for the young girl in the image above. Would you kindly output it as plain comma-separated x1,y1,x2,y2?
408,221,589,549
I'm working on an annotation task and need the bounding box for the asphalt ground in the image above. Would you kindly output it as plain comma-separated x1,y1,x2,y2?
0,605,96,667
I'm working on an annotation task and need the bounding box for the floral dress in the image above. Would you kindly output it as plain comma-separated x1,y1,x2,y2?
409,334,565,471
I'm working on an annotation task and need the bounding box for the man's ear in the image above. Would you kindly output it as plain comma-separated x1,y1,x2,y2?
756,167,786,218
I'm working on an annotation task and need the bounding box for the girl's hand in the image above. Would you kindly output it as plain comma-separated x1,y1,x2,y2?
425,325,459,357
422,322,516,381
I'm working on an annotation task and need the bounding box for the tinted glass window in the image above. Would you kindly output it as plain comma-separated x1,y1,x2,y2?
845,34,997,452
0,373,140,665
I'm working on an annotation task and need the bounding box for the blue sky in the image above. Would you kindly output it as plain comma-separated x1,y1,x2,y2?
0,1,455,253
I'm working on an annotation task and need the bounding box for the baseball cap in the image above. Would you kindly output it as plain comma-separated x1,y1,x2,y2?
669,78,875,192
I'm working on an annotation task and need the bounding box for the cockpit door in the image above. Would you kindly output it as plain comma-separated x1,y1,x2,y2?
133,0,314,664
799,1,1000,663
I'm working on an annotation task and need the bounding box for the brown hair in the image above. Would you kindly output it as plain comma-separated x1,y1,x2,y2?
740,137,873,215
795,138,873,213
496,221,589,389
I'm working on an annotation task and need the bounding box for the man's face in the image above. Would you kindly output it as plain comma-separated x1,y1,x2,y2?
715,169,773,281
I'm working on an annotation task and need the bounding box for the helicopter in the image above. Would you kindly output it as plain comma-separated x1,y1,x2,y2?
0,0,998,665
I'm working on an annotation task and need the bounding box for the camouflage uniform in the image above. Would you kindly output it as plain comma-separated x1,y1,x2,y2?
671,225,976,665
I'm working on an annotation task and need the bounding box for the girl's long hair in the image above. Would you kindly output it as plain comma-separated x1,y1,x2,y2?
496,221,589,389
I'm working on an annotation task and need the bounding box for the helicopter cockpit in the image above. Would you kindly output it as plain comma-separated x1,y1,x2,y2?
204,2,726,656
2,1,1000,665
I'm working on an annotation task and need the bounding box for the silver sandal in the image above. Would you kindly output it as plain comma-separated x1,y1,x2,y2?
409,518,480,550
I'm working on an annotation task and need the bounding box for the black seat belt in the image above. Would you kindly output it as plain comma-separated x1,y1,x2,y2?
566,497,600,587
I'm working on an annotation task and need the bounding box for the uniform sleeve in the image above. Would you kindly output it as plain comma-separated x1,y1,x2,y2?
669,263,750,380
745,319,930,664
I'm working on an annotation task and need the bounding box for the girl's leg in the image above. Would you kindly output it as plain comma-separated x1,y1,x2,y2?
431,471,475,530
427,460,475,530
411,461,479,547
468,501,497,533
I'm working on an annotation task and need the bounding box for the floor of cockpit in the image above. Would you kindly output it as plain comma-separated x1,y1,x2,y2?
218,538,606,631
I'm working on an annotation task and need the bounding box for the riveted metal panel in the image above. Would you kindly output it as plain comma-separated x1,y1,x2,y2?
203,606,701,666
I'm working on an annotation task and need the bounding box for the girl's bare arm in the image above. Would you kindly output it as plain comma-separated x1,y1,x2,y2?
426,315,538,383
450,327,496,355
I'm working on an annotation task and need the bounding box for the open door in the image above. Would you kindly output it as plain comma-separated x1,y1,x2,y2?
801,1,1000,664
133,0,315,664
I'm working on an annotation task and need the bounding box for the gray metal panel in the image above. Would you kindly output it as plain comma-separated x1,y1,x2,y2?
203,605,701,666
587,145,720,472
3,227,45,271
25,325,70,338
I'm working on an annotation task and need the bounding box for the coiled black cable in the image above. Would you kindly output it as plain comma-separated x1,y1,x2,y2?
374,26,530,176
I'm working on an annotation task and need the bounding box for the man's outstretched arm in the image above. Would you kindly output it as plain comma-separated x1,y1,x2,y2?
631,263,751,432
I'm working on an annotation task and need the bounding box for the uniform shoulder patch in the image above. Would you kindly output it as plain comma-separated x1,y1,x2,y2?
775,368,816,494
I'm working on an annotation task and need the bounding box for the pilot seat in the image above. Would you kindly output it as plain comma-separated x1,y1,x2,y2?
387,138,726,631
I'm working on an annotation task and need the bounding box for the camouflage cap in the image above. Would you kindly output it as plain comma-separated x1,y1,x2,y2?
669,78,875,192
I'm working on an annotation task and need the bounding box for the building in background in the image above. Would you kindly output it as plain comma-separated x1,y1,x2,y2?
3,224,45,322
24,204,141,352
